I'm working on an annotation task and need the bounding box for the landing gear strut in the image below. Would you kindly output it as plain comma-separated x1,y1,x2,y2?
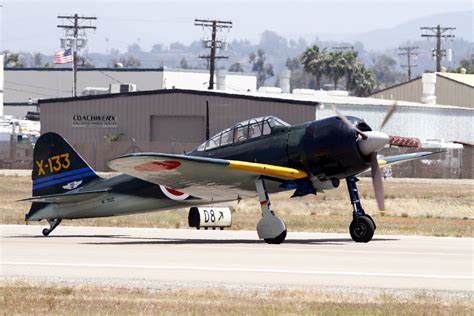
346,177,375,243
42,218,62,236
255,177,287,244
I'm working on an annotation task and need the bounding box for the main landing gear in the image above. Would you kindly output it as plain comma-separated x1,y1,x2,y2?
346,176,376,243
42,218,62,236
255,177,287,244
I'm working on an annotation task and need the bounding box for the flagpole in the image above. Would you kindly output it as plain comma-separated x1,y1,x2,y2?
72,38,77,97
72,14,78,98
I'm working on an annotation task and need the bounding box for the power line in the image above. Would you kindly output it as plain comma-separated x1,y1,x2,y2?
57,14,97,97
194,19,232,90
398,46,419,80
420,25,455,72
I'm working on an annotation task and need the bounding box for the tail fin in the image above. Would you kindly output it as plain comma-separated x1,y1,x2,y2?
32,132,99,196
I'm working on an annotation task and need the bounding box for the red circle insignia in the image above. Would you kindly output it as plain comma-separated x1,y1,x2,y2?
134,160,181,171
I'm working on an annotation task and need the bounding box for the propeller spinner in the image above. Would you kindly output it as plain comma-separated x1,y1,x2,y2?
333,102,398,212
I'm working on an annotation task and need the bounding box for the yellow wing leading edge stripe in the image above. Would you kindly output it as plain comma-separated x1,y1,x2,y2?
227,160,308,179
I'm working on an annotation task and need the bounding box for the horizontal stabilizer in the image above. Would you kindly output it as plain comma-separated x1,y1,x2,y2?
19,189,110,204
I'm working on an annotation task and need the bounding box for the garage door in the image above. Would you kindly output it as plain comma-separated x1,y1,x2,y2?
150,115,205,142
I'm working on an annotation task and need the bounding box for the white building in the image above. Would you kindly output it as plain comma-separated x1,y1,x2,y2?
3,67,257,117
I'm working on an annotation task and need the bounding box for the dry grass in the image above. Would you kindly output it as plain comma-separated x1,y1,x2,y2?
1,175,473,237
1,280,473,315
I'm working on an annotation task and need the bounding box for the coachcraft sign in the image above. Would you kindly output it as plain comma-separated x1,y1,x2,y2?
72,115,118,128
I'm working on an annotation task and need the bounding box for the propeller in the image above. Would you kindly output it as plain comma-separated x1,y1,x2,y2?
332,106,368,140
333,102,399,212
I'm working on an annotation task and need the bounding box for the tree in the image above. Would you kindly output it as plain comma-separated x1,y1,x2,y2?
179,57,190,69
285,57,300,71
370,55,403,89
169,42,187,52
127,43,142,55
458,54,474,73
228,62,244,72
300,45,326,89
325,51,346,89
260,30,288,56
342,50,359,91
249,49,274,87
113,55,141,68
347,64,377,97
150,43,163,54
285,56,316,89
33,53,42,67
3,52,24,68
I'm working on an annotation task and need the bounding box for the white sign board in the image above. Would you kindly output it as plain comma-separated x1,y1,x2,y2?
72,114,117,128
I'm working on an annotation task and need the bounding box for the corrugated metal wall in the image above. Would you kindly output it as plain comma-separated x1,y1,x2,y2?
371,79,423,103
40,91,315,170
370,75,474,108
315,103,473,142
436,76,474,108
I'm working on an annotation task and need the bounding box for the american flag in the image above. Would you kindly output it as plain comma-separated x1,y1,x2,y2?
54,49,73,64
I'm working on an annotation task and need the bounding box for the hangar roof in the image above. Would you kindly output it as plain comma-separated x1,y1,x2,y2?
38,87,472,111
437,72,474,87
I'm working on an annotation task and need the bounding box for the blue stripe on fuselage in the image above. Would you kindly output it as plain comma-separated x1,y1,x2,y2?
33,167,93,185
33,171,97,190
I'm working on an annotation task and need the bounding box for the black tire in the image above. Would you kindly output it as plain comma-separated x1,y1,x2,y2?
349,216,374,243
264,230,287,244
42,228,50,237
365,214,376,230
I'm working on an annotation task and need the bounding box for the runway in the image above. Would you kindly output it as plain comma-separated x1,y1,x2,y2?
1,225,473,292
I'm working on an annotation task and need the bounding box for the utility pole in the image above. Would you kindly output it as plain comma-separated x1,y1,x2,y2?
420,25,455,72
57,14,97,97
398,46,419,80
194,19,232,90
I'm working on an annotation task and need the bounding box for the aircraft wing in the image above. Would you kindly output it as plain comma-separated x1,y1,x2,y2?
378,151,443,167
108,153,307,200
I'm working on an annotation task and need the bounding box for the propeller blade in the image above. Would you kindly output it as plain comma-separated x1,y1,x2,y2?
370,152,385,212
378,101,398,131
332,106,368,140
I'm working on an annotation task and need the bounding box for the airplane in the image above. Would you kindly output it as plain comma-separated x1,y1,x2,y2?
22,104,439,244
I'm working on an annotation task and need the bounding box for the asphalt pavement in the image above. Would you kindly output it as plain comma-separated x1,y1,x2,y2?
1,225,472,292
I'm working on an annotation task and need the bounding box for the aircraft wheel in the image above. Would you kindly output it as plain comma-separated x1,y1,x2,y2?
42,228,51,237
264,229,287,244
349,216,374,243
364,214,376,230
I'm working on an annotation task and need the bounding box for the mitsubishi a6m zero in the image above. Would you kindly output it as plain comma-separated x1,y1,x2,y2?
23,104,437,244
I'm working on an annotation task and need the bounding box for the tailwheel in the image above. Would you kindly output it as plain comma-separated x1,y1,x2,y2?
349,215,374,243
264,230,287,244
42,218,62,237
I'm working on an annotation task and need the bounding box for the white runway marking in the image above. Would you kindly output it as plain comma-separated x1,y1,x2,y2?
177,245,470,257
3,261,473,280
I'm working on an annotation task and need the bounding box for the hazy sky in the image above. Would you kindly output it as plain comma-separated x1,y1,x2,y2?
1,0,472,54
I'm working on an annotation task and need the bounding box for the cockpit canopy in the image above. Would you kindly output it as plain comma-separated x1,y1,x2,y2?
196,116,289,151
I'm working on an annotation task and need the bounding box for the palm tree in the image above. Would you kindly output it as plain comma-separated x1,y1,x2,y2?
343,51,359,91
348,64,377,97
325,51,346,89
300,45,326,89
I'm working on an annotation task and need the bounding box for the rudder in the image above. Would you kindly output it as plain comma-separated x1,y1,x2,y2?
32,132,99,196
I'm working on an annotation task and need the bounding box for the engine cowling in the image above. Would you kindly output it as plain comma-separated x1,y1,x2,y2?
297,116,372,179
